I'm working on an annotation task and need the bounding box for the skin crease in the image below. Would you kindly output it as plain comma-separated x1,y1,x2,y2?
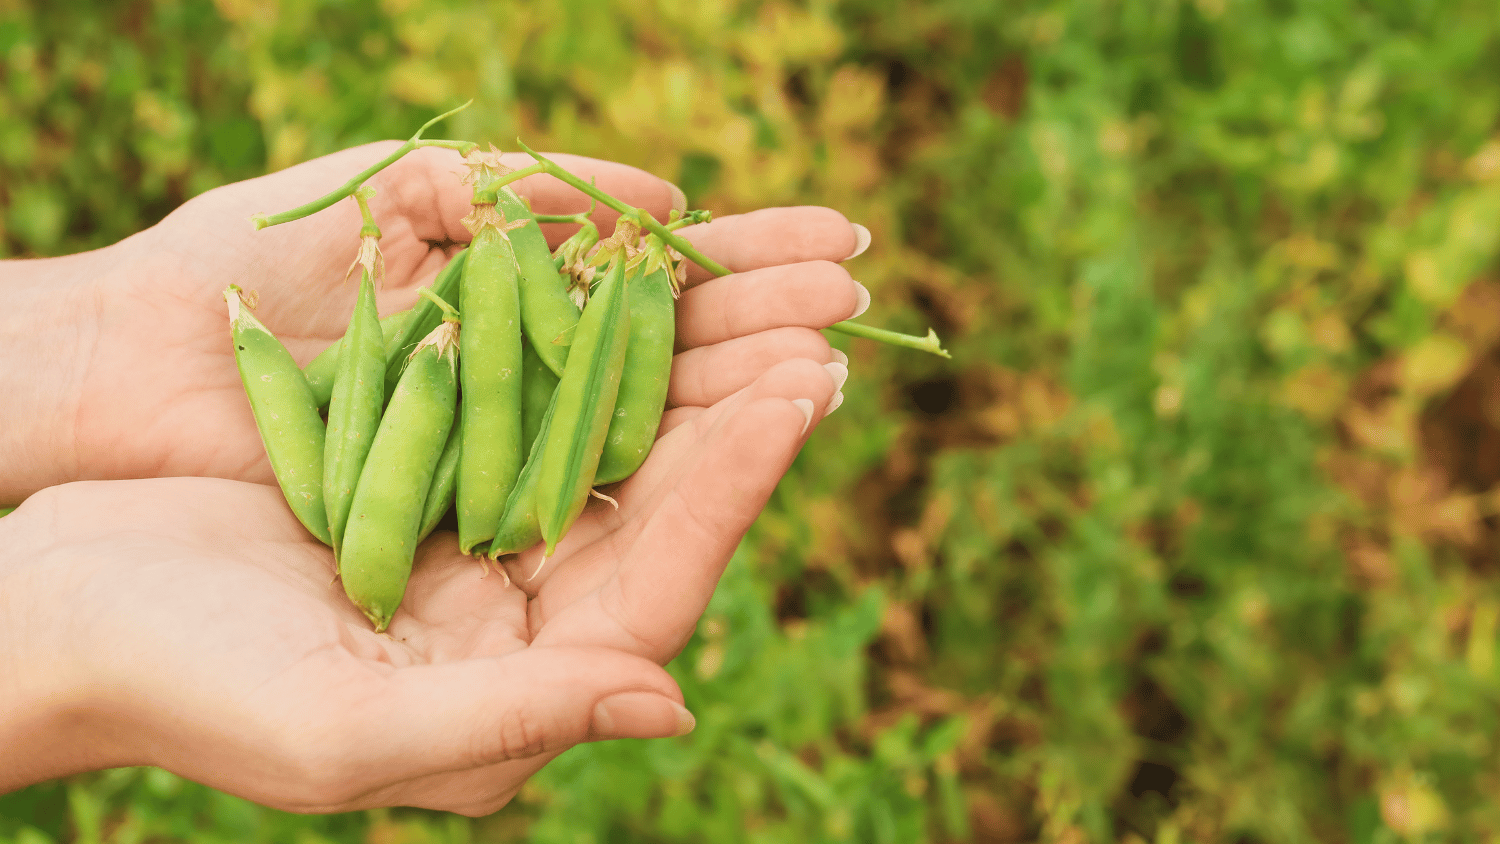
0,142,861,811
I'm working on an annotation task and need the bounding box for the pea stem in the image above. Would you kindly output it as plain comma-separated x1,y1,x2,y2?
417,287,462,324
251,101,476,230
828,323,950,358
515,139,950,358
353,186,381,239
532,191,597,225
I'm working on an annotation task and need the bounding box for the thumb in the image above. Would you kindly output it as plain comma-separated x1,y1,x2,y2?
342,645,694,782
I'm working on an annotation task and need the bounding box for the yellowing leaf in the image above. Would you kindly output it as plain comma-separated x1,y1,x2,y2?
1401,332,1469,398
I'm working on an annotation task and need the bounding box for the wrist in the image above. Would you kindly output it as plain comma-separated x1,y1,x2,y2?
0,249,115,504
0,501,147,791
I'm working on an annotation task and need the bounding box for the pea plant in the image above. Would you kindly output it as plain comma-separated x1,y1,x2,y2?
235,104,949,630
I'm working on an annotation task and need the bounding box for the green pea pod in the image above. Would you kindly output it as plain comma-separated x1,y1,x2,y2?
595,252,676,484
418,399,462,543
385,248,465,398
224,287,332,546
340,322,459,631
497,187,580,377
535,260,630,556
487,385,560,558
457,221,525,554
305,310,411,409
521,338,560,457
323,271,386,553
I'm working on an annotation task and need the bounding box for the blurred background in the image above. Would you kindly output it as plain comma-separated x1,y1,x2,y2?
4,0,1500,841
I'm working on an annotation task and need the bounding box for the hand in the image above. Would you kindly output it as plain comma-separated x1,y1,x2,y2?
0,352,837,813
0,142,867,503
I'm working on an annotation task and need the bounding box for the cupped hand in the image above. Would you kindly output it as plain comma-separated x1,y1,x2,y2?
0,350,833,813
5,142,865,501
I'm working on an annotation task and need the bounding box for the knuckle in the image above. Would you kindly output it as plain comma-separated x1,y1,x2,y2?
476,710,554,764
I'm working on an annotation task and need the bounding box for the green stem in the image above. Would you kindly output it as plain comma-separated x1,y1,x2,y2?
829,322,950,358
532,190,597,224
353,186,381,238
252,101,475,230
418,287,462,323
516,139,950,358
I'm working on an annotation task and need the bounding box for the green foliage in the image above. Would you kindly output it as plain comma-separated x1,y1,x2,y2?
8,0,1500,840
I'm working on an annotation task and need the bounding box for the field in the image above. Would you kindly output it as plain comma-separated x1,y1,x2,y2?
4,0,1500,841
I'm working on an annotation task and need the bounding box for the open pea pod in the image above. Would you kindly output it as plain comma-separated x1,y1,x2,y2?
225,287,332,546
340,322,460,631
534,260,630,556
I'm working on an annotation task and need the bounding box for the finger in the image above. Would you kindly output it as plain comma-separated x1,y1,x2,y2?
332,646,690,789
668,326,834,408
221,141,683,249
536,397,826,662
675,260,864,349
657,405,704,438
366,147,686,246
673,206,865,285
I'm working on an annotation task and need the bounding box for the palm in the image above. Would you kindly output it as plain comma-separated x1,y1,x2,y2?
35,349,829,812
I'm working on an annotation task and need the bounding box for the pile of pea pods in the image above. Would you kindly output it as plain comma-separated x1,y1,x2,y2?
227,183,683,631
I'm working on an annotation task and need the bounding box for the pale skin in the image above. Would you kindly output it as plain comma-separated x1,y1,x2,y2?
0,143,862,812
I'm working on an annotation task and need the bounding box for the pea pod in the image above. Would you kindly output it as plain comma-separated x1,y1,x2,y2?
340,322,459,630
323,272,386,552
418,399,462,543
457,217,525,554
224,287,332,545
535,260,631,556
385,249,466,398
596,246,676,484
521,338,560,457
304,310,411,409
487,385,560,558
497,187,581,377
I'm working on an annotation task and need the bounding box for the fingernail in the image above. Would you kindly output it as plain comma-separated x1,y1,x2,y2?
670,702,697,736
593,692,695,739
847,223,871,260
791,398,816,435
851,281,871,319
827,391,845,414
667,182,688,214
823,361,849,392
831,348,849,367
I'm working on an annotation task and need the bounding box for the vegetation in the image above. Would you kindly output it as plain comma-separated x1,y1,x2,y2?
4,0,1500,840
